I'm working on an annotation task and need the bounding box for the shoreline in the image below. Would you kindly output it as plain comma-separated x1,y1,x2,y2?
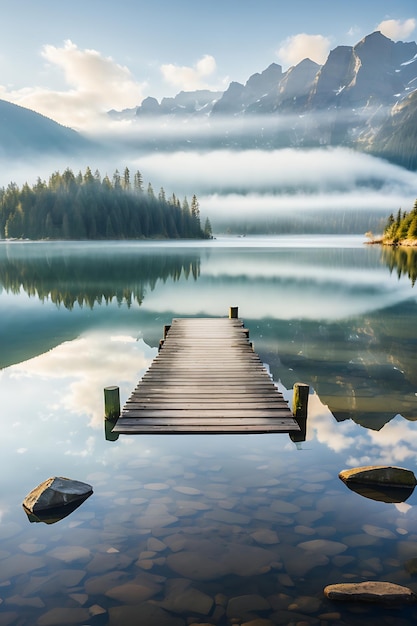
366,238,417,248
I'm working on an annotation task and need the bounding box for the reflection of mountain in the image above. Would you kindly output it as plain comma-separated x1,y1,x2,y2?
0,243,200,309
256,300,417,428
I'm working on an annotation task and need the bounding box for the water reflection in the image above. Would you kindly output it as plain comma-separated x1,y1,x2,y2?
7,333,155,429
382,245,417,287
2,329,417,624
1,238,417,431
342,481,416,504
0,241,200,309
3,330,417,472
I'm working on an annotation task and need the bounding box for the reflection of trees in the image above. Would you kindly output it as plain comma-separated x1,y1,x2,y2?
0,245,201,309
382,245,417,286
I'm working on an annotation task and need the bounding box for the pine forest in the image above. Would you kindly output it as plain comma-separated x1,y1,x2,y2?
382,200,417,245
0,166,213,240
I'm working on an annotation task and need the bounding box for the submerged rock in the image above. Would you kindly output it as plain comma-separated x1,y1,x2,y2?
22,477,93,514
324,581,416,604
405,558,417,575
339,466,417,488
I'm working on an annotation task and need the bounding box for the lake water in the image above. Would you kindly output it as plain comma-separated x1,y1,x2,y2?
1,235,417,625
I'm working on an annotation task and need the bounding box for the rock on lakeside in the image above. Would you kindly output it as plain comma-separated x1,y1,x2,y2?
22,476,93,513
339,465,417,487
324,581,416,604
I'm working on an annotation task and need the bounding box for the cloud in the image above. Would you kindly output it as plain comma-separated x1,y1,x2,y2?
376,18,416,41
276,33,331,68
0,40,146,130
347,26,361,39
135,147,417,198
160,54,227,91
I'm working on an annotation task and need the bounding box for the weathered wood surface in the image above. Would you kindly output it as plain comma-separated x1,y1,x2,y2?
113,317,300,434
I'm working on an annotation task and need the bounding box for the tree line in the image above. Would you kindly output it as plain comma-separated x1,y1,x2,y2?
382,200,417,244
0,166,213,240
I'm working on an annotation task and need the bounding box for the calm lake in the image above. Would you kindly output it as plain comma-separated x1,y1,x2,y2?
1,235,417,626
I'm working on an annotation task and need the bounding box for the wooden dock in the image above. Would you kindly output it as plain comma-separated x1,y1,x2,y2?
112,315,300,435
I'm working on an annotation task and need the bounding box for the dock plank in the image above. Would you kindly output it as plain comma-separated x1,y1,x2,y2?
112,317,300,434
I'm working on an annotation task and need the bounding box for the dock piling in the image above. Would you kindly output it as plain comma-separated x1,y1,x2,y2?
292,383,310,430
104,386,120,421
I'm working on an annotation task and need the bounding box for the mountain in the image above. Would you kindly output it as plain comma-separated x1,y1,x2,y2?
0,98,92,157
366,90,417,170
121,31,417,169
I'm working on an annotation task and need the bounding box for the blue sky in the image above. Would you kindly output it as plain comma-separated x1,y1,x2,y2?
0,0,416,129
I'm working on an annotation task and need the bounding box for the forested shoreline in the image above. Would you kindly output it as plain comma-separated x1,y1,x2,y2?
0,166,212,240
381,200,417,246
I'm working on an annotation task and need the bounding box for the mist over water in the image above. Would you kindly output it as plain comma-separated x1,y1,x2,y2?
2,116,417,234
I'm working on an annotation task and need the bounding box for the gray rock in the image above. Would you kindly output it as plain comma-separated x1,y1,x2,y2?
158,579,213,615
287,595,322,613
48,546,90,564
105,582,161,603
324,581,416,604
251,529,280,545
339,466,417,487
22,477,93,513
0,554,44,583
108,602,185,626
298,539,347,556
166,541,274,581
37,607,90,625
241,620,274,626
227,594,271,617
405,558,417,575
362,524,396,539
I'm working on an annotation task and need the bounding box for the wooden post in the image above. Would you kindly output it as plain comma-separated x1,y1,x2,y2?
163,324,171,339
104,386,120,421
104,419,119,441
291,382,309,443
229,306,239,319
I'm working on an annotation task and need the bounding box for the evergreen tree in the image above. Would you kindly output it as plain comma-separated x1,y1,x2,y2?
158,187,166,203
190,194,201,237
113,169,121,190
123,167,131,191
203,217,213,239
133,170,144,192
83,166,95,185
0,165,208,241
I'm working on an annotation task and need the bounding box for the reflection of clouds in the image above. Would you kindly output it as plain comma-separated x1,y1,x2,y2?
65,435,95,458
309,392,417,466
366,418,417,465
307,393,357,452
10,333,156,429
140,279,410,321
395,502,413,515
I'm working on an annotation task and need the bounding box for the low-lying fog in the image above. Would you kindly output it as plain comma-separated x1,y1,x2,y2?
3,122,417,234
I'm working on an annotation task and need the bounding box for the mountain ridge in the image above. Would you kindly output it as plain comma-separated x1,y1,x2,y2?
0,98,92,157
0,31,417,170
116,30,417,169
